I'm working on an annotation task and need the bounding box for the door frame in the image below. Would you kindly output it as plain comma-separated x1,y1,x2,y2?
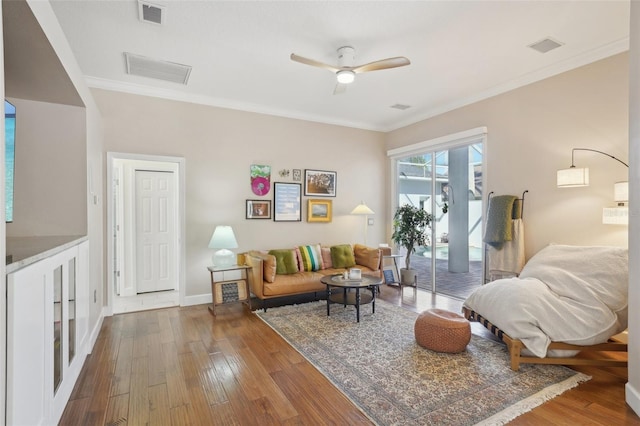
106,152,186,314
387,127,488,293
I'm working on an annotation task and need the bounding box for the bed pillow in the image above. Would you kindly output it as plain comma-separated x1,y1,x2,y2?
354,244,381,270
298,244,324,271
268,249,298,275
321,247,333,269
331,244,356,269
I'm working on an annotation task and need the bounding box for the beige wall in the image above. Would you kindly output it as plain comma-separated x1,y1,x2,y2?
95,54,630,297
92,89,387,297
387,53,629,258
5,98,87,237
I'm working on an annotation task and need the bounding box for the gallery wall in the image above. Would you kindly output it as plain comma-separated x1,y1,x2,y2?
92,88,387,297
386,52,629,258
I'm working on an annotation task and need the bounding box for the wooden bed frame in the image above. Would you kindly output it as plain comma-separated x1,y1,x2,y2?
462,307,628,371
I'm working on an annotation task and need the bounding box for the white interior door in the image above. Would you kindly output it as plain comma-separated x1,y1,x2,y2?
135,170,177,293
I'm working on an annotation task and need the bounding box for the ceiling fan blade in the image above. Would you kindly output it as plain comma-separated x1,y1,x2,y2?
290,53,340,73
333,82,348,95
352,56,411,73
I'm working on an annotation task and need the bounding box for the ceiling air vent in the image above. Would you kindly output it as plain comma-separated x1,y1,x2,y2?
528,37,564,54
390,104,411,111
138,0,166,25
124,52,192,85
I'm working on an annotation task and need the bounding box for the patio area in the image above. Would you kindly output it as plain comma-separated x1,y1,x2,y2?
392,247,484,300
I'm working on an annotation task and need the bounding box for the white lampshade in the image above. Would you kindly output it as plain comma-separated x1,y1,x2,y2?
351,202,374,245
603,206,628,225
351,202,375,215
614,181,628,202
208,225,238,267
336,70,355,84
557,167,589,187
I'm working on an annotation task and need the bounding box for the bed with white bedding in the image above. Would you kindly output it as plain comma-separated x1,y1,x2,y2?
463,244,628,371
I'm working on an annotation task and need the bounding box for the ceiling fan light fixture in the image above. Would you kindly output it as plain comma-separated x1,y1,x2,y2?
336,70,355,84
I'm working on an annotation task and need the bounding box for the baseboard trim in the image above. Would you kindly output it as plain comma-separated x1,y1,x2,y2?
87,308,107,354
627,382,640,417
182,293,212,307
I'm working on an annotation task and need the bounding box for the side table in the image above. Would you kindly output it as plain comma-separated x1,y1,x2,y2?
207,265,252,315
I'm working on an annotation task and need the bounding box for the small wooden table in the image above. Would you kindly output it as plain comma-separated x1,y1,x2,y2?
320,274,383,322
207,265,252,315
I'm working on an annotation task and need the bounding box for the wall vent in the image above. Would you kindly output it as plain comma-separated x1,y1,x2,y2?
138,1,166,25
124,52,192,85
528,37,564,54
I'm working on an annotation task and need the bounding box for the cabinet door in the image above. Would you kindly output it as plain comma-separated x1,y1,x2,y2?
7,243,87,426
7,264,49,426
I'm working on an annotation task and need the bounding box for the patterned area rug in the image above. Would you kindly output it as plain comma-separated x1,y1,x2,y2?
256,300,590,425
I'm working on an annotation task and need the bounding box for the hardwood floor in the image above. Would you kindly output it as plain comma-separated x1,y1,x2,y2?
60,286,639,425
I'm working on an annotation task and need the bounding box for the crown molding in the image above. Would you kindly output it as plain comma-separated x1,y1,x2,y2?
387,37,630,132
84,76,384,132
86,37,629,134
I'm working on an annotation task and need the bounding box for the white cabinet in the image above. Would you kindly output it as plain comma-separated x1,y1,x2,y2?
7,240,89,425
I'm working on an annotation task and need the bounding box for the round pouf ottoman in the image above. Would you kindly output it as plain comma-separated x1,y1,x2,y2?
414,309,471,353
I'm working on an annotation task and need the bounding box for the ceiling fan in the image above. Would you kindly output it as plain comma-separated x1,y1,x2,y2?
290,46,410,94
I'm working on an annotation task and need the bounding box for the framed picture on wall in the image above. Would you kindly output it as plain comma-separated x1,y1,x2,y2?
304,169,337,197
307,199,332,223
246,200,272,219
273,182,301,222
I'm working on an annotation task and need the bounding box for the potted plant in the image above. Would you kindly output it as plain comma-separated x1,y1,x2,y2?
391,204,433,285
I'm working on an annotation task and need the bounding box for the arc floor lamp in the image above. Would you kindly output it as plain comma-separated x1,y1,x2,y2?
557,148,629,225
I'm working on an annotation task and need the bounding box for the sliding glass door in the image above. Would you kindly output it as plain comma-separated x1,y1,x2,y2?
395,141,484,299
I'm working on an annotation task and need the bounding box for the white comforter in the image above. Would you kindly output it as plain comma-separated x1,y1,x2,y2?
463,244,628,358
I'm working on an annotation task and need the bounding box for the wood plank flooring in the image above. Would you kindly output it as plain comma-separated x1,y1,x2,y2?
60,286,639,425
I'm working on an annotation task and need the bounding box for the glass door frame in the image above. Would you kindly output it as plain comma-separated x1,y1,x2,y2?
387,127,487,295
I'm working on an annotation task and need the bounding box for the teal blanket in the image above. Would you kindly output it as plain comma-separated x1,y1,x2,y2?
483,195,517,248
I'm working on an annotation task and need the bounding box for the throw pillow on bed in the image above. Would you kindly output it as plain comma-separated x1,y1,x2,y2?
298,244,324,271
330,244,356,269
268,249,298,275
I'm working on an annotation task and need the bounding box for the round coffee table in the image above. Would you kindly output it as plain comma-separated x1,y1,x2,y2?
320,274,384,322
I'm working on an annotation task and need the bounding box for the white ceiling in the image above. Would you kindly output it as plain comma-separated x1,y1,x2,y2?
49,0,630,132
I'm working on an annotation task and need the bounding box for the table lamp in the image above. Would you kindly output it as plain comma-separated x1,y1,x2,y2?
208,225,238,267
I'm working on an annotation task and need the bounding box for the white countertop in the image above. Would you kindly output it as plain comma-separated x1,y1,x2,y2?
6,235,88,273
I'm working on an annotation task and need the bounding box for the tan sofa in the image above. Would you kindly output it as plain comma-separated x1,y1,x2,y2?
244,244,390,310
